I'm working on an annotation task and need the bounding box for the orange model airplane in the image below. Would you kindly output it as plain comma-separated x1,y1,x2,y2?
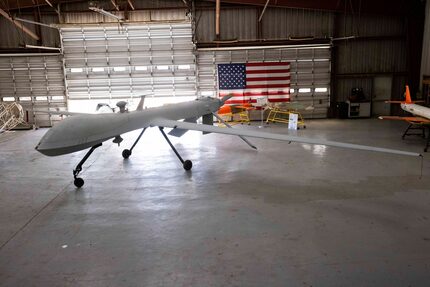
379,85,430,124
379,85,430,151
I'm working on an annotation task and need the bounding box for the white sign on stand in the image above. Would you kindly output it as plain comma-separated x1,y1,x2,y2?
288,113,298,130
256,97,268,128
256,96,268,106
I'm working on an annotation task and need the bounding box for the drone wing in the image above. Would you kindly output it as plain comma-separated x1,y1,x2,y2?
33,110,88,116
150,118,420,157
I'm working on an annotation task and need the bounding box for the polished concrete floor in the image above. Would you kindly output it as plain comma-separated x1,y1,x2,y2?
0,119,429,286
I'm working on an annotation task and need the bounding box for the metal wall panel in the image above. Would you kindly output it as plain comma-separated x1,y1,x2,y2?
335,78,372,103
197,46,331,118
194,9,215,43
0,15,38,48
336,40,407,74
261,8,334,39
63,9,187,24
0,14,60,48
0,54,66,126
421,0,430,83
336,14,404,38
195,8,257,43
60,23,196,100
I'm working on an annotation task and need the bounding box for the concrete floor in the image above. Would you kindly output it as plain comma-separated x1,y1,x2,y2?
0,119,429,286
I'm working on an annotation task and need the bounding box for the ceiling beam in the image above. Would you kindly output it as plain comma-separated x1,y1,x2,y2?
111,0,120,11
127,0,135,10
44,0,60,14
0,8,40,40
202,0,417,16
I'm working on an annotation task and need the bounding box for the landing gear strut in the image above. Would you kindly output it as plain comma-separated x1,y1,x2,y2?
73,143,102,188
122,128,146,159
159,127,192,170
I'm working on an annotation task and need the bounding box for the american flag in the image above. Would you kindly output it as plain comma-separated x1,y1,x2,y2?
218,62,290,104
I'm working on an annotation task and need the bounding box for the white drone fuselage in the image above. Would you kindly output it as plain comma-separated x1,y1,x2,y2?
36,97,220,156
401,103,430,120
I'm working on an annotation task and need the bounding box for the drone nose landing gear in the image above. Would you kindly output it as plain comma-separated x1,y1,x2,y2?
159,127,192,171
73,143,102,188
122,128,146,159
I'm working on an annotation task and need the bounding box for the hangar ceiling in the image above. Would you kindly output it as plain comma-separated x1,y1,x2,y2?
0,0,421,15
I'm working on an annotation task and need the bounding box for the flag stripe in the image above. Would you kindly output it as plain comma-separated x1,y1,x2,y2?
246,76,290,82
246,69,290,74
246,73,290,78
246,80,291,85
246,84,290,89
246,62,288,67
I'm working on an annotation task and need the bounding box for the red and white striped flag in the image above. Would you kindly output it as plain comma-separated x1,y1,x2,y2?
218,62,290,105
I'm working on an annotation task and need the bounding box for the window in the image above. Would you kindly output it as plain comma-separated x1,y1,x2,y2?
92,67,104,72
135,66,147,71
315,87,328,93
299,88,311,93
113,67,126,72
36,96,47,101
71,68,83,73
2,97,15,102
177,64,191,70
290,88,295,93
156,65,170,71
19,97,31,101
51,96,65,101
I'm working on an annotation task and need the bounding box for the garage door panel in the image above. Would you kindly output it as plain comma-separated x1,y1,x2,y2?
0,54,66,126
197,45,331,118
60,23,196,102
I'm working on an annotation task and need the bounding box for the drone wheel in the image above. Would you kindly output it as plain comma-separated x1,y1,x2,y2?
122,149,131,159
74,178,84,188
183,160,192,171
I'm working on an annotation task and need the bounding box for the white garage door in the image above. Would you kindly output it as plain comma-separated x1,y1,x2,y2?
59,23,196,110
197,45,331,118
0,54,66,127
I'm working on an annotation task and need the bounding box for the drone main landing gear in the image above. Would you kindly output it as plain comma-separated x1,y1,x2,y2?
122,128,147,159
159,127,192,170
73,143,102,188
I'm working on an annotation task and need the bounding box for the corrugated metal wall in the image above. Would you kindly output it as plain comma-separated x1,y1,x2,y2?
0,13,60,48
63,9,188,23
421,0,430,83
195,7,334,43
0,0,416,117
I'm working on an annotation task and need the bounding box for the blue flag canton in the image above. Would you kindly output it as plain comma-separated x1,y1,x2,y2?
218,64,246,90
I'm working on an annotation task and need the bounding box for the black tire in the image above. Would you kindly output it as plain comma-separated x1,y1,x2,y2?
122,149,131,159
74,177,84,188
183,160,192,171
